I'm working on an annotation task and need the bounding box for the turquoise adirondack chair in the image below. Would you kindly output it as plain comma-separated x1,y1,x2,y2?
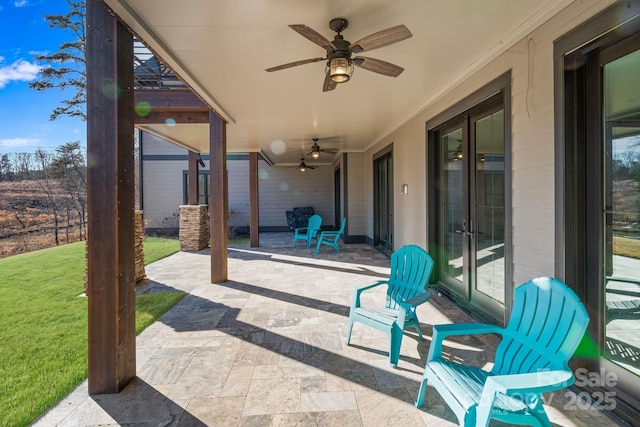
345,245,434,367
293,214,322,248
315,217,347,253
415,277,590,427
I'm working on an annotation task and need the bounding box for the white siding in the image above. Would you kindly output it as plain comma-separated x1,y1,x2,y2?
227,160,250,229
142,133,186,155
143,159,185,228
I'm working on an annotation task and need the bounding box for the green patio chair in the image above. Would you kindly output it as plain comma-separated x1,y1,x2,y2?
293,214,322,248
315,217,346,253
345,245,434,367
415,277,590,427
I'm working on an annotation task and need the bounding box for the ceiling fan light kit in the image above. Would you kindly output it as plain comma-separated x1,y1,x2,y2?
329,57,353,83
304,138,337,159
266,18,412,92
297,158,316,172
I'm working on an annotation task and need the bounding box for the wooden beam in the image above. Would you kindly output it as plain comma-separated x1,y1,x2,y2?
209,111,228,282
249,152,259,247
188,151,199,205
134,89,208,112
134,111,209,124
86,0,136,394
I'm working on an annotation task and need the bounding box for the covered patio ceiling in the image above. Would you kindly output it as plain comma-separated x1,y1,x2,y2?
105,0,571,166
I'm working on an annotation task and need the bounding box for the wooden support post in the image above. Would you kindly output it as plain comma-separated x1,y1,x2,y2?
86,0,136,394
188,150,199,205
249,152,259,247
209,111,228,282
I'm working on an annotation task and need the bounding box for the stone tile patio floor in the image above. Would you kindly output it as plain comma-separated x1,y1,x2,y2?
33,233,628,426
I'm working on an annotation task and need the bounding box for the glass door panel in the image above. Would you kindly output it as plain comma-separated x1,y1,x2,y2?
473,110,505,305
438,125,466,295
604,127,640,376
603,47,640,378
374,151,393,253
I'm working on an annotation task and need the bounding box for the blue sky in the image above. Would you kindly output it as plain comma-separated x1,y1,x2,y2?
0,0,85,154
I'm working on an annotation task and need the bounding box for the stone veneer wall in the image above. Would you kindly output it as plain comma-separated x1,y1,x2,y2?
135,210,146,283
179,205,209,251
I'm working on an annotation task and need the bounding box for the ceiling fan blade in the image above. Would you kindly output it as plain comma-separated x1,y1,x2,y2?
289,24,334,50
323,73,337,92
266,57,325,72
348,25,412,53
320,148,338,154
353,56,404,77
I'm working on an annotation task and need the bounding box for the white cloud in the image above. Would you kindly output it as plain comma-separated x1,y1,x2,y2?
14,0,29,7
0,137,41,148
0,59,42,88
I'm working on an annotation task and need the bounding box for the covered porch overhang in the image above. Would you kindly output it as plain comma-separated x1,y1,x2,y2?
84,0,583,400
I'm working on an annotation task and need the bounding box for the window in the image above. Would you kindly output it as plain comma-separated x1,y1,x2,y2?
183,170,209,205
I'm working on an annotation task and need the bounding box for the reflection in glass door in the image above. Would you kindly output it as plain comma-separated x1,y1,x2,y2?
439,124,466,296
472,109,505,314
603,48,640,377
435,99,506,322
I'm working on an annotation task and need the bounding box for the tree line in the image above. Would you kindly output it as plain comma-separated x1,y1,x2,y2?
1,142,87,245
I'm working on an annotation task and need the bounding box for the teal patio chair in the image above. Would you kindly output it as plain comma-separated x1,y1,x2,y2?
293,214,322,248
346,245,434,367
415,277,590,427
315,217,346,253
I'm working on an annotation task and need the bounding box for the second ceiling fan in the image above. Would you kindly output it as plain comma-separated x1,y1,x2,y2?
266,18,412,92
306,138,337,159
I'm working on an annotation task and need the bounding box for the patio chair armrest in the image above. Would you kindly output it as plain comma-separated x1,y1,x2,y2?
351,281,389,307
294,227,309,233
486,370,575,396
318,231,338,238
427,323,504,361
399,290,432,308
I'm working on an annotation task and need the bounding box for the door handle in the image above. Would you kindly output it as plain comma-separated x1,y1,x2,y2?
466,219,475,239
454,219,474,238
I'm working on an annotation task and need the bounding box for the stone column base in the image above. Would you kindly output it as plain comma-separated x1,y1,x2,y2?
134,210,146,283
179,205,209,251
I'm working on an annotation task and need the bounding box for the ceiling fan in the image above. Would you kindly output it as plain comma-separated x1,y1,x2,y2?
306,138,337,159
266,18,412,92
289,158,317,172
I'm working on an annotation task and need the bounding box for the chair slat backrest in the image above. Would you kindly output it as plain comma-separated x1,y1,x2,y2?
307,215,322,237
386,245,434,310
492,277,589,375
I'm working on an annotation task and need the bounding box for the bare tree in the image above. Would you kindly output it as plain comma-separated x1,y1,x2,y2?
12,152,34,181
51,142,87,239
0,154,12,181
34,149,63,246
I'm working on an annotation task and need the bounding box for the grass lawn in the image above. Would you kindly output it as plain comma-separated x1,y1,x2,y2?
0,237,182,427
613,235,640,259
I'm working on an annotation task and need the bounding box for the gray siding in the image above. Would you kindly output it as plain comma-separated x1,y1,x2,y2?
141,132,335,231
258,159,334,228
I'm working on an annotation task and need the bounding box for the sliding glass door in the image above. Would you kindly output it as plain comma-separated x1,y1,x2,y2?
374,148,393,254
434,97,506,322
